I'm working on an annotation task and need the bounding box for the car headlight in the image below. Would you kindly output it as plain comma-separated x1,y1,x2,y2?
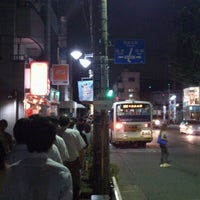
155,120,160,126
188,126,193,134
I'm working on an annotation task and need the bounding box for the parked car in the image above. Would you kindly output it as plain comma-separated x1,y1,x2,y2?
179,119,200,135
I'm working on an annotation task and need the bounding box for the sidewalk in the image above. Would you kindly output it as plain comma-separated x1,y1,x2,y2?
80,171,93,200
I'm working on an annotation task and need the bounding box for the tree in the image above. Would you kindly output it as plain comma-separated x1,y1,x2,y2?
172,3,200,87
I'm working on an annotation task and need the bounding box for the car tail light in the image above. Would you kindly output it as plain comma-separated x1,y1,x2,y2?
144,123,150,128
115,122,123,130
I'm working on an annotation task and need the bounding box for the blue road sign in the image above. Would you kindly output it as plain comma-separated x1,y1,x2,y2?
114,40,145,64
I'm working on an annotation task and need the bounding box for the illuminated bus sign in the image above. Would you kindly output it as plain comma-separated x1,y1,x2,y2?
122,104,143,109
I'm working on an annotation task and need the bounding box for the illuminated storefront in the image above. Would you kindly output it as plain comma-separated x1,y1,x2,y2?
24,61,59,117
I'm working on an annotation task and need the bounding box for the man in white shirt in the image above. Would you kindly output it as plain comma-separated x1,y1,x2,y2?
3,116,73,200
47,116,70,163
58,115,86,200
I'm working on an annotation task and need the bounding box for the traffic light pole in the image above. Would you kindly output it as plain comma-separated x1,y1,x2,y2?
90,0,110,194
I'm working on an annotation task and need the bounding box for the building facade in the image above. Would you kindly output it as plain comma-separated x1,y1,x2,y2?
113,69,140,101
0,1,63,134
183,87,200,120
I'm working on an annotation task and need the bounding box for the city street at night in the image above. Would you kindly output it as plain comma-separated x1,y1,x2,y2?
2,1,200,199
110,125,200,200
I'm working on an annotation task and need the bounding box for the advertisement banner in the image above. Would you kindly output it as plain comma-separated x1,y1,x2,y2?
183,87,200,106
78,80,93,102
51,64,69,85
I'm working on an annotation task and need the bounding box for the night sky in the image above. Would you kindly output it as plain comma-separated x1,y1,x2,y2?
65,0,198,100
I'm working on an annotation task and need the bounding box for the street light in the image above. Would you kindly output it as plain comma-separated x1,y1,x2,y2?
70,50,82,60
79,53,93,68
70,50,93,68
79,58,91,68
169,94,176,101
70,50,94,116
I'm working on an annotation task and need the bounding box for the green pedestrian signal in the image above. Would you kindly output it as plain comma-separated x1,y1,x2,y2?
105,89,114,99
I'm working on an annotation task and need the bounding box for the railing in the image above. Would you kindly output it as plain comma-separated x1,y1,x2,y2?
111,176,123,200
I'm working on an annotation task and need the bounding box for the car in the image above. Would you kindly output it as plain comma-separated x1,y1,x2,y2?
179,119,200,135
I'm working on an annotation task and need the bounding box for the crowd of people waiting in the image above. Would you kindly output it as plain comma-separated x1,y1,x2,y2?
0,114,93,200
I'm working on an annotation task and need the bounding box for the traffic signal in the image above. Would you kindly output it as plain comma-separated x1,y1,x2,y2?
105,89,114,99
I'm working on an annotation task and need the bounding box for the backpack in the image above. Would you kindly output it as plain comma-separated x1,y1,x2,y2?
157,133,167,145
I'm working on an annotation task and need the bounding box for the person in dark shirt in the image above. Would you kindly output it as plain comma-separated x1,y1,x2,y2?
157,124,171,168
0,119,13,153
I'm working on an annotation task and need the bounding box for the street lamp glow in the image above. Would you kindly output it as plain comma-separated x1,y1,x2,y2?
79,58,91,68
70,50,82,60
169,95,176,101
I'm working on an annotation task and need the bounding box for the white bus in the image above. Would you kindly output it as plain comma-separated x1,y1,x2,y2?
109,99,153,146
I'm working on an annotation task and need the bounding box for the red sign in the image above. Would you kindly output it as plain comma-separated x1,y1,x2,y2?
51,64,69,85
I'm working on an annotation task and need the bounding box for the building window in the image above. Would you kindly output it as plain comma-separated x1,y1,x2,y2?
13,38,25,61
117,79,122,83
118,88,124,93
128,89,134,93
128,77,135,82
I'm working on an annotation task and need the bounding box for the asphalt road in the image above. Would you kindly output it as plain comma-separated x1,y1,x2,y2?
110,125,200,200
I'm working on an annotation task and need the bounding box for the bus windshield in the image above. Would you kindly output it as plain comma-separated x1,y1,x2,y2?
116,103,151,122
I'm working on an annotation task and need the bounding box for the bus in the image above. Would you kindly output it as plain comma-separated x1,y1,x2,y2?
109,99,153,146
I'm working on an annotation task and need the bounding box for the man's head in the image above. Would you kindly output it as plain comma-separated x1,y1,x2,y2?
0,119,8,131
58,115,70,127
27,116,56,153
13,118,31,144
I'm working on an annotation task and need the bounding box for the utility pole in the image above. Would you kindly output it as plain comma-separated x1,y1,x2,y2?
90,0,110,195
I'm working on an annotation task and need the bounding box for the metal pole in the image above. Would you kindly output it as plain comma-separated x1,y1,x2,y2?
14,90,19,122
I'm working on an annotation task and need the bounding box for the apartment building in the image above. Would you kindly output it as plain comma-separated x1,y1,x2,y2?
113,69,140,101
